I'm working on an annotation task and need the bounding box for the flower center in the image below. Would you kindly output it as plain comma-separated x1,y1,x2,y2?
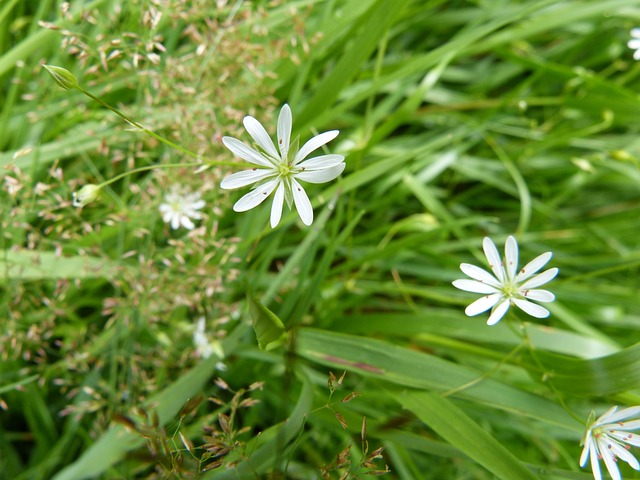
277,161,296,177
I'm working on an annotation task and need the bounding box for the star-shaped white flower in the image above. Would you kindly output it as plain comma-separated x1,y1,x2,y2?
452,236,558,325
628,28,640,60
580,406,640,480
220,104,345,228
159,185,205,230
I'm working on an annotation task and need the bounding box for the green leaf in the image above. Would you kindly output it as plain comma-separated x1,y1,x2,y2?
296,328,578,432
247,290,287,350
0,250,123,282
393,391,539,480
521,343,640,396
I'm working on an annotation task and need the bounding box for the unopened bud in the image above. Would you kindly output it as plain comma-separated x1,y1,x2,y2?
72,184,101,207
43,65,79,90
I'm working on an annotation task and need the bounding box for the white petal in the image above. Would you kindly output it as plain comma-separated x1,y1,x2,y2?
635,49,640,61
233,179,279,212
589,440,602,480
629,40,640,49
277,104,292,158
293,130,339,165
520,268,559,289
610,441,640,470
512,299,550,318
505,236,519,280
483,237,505,282
296,154,345,170
452,279,498,294
181,217,195,230
459,263,501,287
464,293,502,316
222,137,274,167
487,299,510,325
291,178,313,225
598,437,621,480
270,182,285,228
580,433,592,467
220,169,275,189
515,251,552,282
609,430,640,447
243,115,279,159
521,289,555,302
600,406,640,424
296,163,345,184
632,28,640,38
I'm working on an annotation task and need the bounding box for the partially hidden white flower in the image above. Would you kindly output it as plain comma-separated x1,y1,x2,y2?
628,28,640,60
580,406,640,480
193,317,226,368
193,317,214,359
220,104,345,228
452,236,558,325
159,185,205,230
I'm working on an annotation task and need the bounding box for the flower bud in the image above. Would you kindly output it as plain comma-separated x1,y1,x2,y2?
72,184,101,207
43,65,79,91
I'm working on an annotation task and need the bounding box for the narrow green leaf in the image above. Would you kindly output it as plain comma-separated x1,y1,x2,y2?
394,391,539,480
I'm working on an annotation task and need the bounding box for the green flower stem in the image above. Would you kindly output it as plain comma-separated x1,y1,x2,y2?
97,162,203,190
77,87,203,162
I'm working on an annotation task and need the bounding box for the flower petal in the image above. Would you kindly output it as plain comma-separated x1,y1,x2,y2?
277,104,292,158
222,137,274,167
522,289,555,303
291,178,313,225
599,406,640,424
512,299,550,318
520,268,559,289
464,293,502,316
589,439,602,480
233,179,279,212
243,115,279,160
505,236,519,280
296,154,345,170
515,251,552,282
220,169,275,189
293,130,339,165
598,436,621,480
483,237,505,282
270,182,285,228
459,263,501,287
452,279,498,294
487,299,510,325
296,163,345,184
580,433,592,467
610,441,640,470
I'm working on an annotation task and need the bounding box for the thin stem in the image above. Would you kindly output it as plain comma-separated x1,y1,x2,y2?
97,162,202,190
78,87,203,161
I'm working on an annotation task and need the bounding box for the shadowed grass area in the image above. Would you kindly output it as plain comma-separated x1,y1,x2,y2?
1,1,640,479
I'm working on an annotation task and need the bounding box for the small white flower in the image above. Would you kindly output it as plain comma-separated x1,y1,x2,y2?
628,28,640,60
580,406,640,480
452,236,558,325
193,317,213,359
220,104,345,228
159,185,205,230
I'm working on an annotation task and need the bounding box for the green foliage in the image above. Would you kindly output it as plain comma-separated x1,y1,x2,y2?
2,0,640,479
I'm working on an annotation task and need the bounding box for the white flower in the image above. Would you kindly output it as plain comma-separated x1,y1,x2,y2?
628,28,640,60
159,185,205,230
220,104,345,228
580,406,640,480
193,317,214,359
452,236,558,325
